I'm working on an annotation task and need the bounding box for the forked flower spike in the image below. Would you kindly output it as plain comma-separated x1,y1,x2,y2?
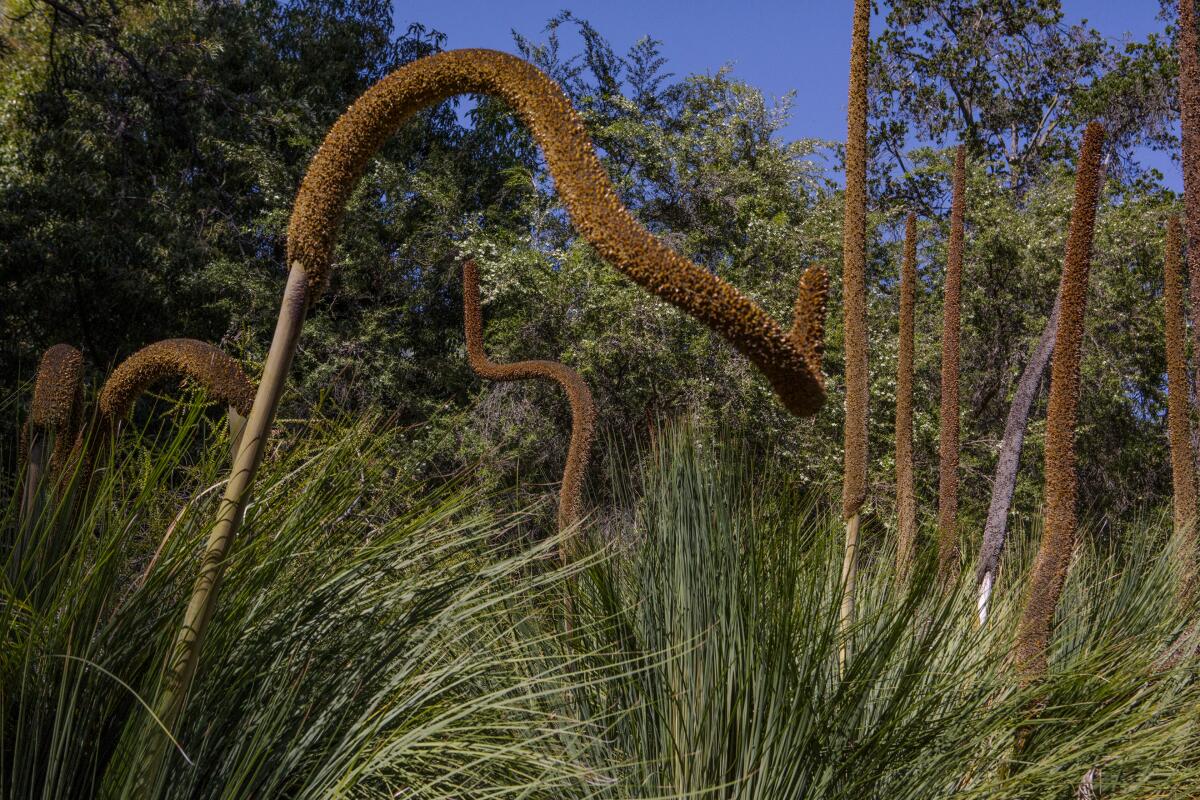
462,260,596,557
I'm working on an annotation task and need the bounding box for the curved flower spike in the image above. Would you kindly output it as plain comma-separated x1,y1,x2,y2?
98,338,255,425
26,344,86,476
140,49,829,783
17,344,84,552
289,49,825,416
463,260,596,558
65,339,255,498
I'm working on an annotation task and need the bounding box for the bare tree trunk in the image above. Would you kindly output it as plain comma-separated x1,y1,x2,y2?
975,291,1062,623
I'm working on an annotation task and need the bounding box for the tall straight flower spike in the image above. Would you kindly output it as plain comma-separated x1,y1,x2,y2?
839,0,870,672
1014,122,1105,687
1164,216,1198,594
462,260,596,560
896,213,919,585
136,47,829,790
937,146,967,587
1178,0,1200,398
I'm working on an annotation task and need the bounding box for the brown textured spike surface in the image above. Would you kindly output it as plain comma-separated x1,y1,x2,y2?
895,213,918,583
791,265,829,372
286,48,825,418
98,339,255,424
27,344,85,473
937,146,966,586
1014,122,1105,685
463,261,596,546
841,0,871,520
1165,216,1198,586
1179,0,1200,387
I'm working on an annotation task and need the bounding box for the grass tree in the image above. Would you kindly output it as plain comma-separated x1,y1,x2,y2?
839,0,871,671
462,259,596,558
1013,121,1105,691
937,146,966,587
896,212,918,585
1163,216,1198,597
134,47,830,791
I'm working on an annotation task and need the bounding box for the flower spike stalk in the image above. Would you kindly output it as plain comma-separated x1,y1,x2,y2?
895,212,918,585
1164,216,1198,595
137,47,829,788
462,259,596,559
1013,121,1105,687
937,146,966,587
839,0,870,672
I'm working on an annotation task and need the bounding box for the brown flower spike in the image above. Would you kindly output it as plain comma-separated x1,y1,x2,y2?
1164,216,1198,589
26,344,85,476
98,338,255,425
1013,122,1105,685
1178,0,1200,390
838,0,870,672
841,0,871,522
937,146,966,587
140,48,831,784
895,213,919,584
462,259,596,554
289,49,827,416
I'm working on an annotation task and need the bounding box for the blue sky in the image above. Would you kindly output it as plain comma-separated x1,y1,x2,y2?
391,1,1179,189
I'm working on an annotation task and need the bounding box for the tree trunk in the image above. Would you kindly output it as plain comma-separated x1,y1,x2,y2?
976,291,1062,623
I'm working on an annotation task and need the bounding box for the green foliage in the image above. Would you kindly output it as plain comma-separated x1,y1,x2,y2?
5,408,1199,797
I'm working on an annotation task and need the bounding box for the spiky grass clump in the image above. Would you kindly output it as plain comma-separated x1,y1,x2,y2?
1014,121,1106,685
1163,215,1197,591
2,402,599,797
937,146,966,586
896,212,919,583
554,423,1200,798
462,259,596,547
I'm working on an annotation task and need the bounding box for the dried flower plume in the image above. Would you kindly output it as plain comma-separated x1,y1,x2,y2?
937,146,966,586
462,260,596,554
1014,122,1105,685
